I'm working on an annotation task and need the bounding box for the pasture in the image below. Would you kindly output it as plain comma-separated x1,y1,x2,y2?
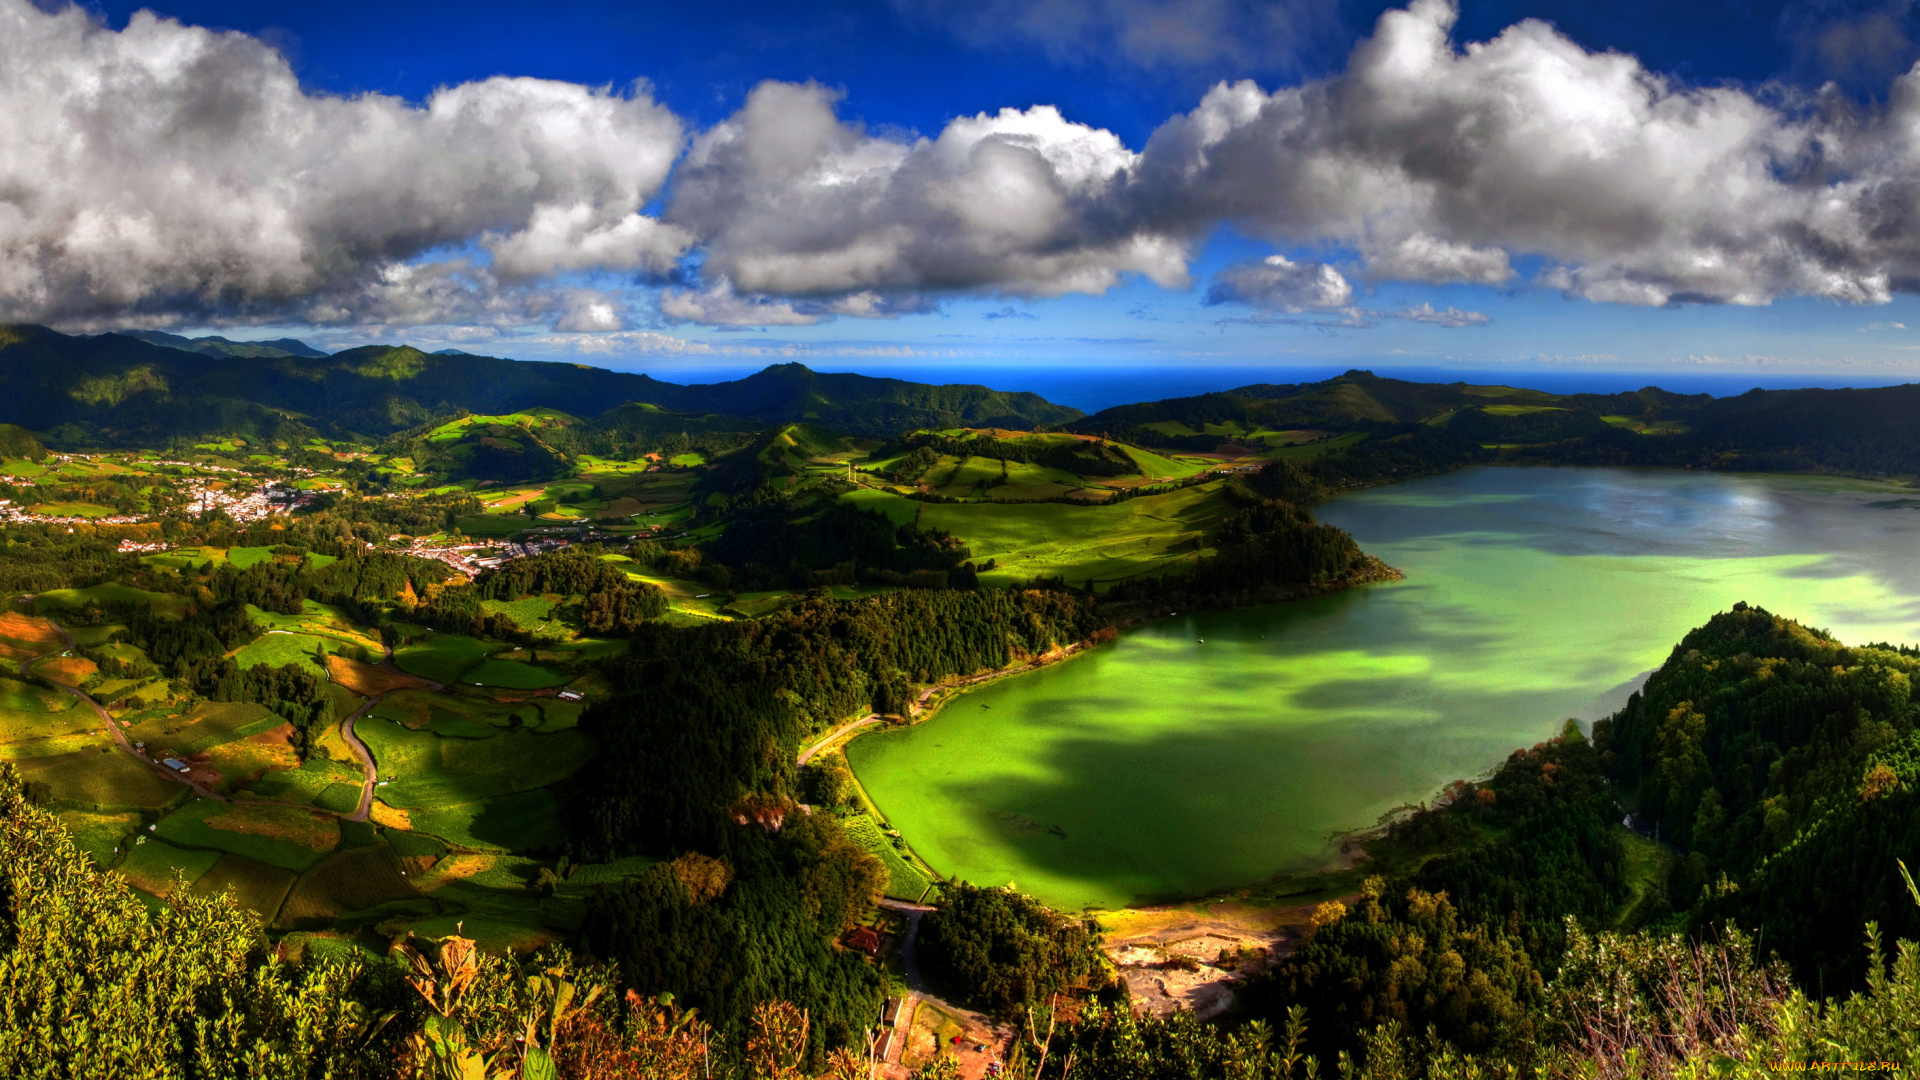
356,716,594,808
57,809,140,865
191,854,299,924
0,676,77,713
15,747,183,810
241,758,366,805
124,701,279,757
847,482,1231,588
116,838,222,896
461,658,569,689
153,800,341,872
842,813,937,901
400,790,565,852
393,635,493,683
478,596,556,630
276,844,420,929
234,632,330,676
0,612,64,658
33,583,185,617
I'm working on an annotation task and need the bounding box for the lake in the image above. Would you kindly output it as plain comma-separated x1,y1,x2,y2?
845,467,1920,910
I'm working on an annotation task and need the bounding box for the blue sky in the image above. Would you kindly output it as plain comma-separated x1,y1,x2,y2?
18,0,1920,389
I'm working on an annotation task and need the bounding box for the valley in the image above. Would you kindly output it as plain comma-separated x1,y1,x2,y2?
2,327,1919,1075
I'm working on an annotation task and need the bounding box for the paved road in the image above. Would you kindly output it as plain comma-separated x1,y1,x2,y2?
334,644,443,822
25,626,287,809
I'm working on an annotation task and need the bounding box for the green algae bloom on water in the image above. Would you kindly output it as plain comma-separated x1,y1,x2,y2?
847,467,1920,910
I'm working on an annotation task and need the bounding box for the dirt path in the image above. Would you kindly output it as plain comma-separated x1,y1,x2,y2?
875,899,1013,1079
797,713,881,766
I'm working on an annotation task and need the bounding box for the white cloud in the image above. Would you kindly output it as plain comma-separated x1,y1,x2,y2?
1389,302,1490,327
1861,321,1908,331
23,0,1920,339
553,291,629,332
1130,0,1911,307
0,0,683,328
1205,255,1352,310
666,81,1188,303
659,281,823,326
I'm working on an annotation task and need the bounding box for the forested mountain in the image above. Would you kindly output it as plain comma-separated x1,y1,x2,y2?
120,329,332,359
1071,366,1920,478
1597,606,1920,990
0,324,1078,446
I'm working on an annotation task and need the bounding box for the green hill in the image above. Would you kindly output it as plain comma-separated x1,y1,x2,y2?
0,423,45,462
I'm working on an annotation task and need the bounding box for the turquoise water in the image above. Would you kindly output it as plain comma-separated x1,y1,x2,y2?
847,468,1920,910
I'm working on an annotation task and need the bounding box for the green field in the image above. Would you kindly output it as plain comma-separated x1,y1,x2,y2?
393,635,493,683
845,482,1231,588
276,844,421,929
234,632,331,676
117,837,223,896
33,583,184,617
0,677,76,713
461,658,569,689
16,748,185,810
401,790,566,851
479,596,557,630
190,853,299,923
358,716,594,808
124,701,278,756
153,800,341,872
842,813,937,901
241,758,366,805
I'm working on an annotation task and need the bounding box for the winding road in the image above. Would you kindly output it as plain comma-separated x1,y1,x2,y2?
21,620,433,824
797,713,882,766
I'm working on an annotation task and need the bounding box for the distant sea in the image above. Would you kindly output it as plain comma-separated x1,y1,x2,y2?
604,361,1920,415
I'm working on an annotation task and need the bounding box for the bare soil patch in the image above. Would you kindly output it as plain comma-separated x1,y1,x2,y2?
36,656,97,685
326,655,427,697
1098,899,1331,1018
0,613,64,657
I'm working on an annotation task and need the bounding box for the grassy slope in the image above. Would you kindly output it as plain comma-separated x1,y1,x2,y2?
844,481,1231,587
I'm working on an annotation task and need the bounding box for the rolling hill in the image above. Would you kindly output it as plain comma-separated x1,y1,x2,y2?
0,325,1080,446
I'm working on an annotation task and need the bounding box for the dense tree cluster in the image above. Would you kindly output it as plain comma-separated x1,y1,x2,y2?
1598,606,1920,990
873,432,1139,480
919,882,1106,1016
581,817,886,1055
705,502,973,591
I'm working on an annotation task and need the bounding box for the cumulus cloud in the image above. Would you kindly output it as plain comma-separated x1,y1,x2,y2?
1205,255,1352,310
0,0,684,328
666,81,1189,305
26,0,1920,339
1129,0,1919,307
553,291,629,332
659,282,822,326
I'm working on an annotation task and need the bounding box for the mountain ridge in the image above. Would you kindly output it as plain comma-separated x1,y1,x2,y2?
0,325,1081,445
